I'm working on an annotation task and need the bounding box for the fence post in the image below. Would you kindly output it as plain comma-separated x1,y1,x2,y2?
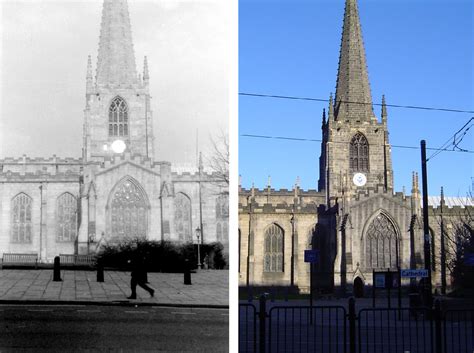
348,297,356,353
434,299,442,353
259,293,267,353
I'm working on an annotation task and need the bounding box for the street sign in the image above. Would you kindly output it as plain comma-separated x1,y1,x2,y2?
464,253,474,266
304,250,319,263
400,269,429,278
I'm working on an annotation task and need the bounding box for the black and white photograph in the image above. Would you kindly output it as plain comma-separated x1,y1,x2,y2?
0,0,232,351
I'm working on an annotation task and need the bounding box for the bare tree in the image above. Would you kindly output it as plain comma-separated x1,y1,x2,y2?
433,194,474,291
207,130,229,188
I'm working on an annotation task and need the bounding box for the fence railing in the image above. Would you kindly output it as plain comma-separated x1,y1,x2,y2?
239,295,474,353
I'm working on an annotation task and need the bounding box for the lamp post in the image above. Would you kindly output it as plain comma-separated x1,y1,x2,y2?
196,227,202,270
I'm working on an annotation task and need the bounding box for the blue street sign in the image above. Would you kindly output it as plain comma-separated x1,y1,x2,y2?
400,269,429,278
304,250,319,263
464,253,474,266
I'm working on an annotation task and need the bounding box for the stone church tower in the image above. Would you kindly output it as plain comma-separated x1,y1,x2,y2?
84,0,154,161
318,0,393,204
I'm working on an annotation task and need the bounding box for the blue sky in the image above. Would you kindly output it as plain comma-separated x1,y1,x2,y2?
239,0,473,197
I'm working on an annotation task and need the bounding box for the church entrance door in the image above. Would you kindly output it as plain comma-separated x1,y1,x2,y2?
354,277,364,298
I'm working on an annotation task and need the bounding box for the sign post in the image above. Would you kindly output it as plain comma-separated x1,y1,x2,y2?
304,249,319,324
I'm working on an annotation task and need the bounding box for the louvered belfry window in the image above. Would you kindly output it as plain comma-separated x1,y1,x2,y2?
349,132,369,171
108,97,128,137
57,193,77,242
11,193,32,243
264,224,284,272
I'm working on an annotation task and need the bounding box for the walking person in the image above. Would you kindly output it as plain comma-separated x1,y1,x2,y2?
127,254,155,299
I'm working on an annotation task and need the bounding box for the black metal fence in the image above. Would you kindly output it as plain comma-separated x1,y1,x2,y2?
268,305,347,353
239,303,258,353
239,296,474,353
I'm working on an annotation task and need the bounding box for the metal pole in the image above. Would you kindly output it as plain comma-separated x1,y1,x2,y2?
420,140,433,307
259,294,267,353
39,184,43,262
290,215,295,287
310,261,313,325
197,233,201,270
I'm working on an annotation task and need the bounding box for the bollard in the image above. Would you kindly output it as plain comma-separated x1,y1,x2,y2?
184,259,192,285
97,261,104,282
53,256,61,282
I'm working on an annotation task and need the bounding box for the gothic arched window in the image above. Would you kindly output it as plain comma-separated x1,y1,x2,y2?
108,97,128,137
350,132,369,171
57,193,77,242
175,192,192,242
110,178,148,239
216,194,228,243
11,193,32,243
264,224,284,272
365,213,398,269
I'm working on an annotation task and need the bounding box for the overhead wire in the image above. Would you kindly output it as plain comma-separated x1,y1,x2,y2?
239,92,474,114
240,134,474,154
427,117,474,161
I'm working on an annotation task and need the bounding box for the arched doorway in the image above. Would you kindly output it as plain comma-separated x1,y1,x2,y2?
354,277,364,298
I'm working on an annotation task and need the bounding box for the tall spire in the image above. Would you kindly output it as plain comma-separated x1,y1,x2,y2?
96,0,138,86
334,0,374,121
86,55,93,91
143,56,149,82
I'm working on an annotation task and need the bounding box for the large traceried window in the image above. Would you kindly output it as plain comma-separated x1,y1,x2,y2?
350,132,369,171
365,213,399,269
175,192,192,242
110,178,148,239
108,96,128,137
57,193,78,242
216,194,228,243
264,224,284,272
11,193,32,243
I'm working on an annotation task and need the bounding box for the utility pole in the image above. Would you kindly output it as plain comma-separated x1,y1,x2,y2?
420,140,432,307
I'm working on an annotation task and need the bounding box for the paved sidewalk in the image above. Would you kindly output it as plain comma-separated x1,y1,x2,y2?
0,269,228,307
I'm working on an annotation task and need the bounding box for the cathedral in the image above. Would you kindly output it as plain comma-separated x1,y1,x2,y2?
0,0,228,262
238,0,472,295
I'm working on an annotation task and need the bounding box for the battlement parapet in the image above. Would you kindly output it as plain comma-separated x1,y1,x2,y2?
0,169,81,182
0,155,82,164
239,187,322,196
239,200,320,214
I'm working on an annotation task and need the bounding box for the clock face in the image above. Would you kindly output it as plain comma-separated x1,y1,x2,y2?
353,173,367,187
111,139,126,153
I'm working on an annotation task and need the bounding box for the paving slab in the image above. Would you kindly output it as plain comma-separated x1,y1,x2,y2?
0,269,228,307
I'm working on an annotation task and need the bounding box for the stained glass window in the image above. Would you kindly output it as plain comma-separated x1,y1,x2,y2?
216,194,228,243
11,193,32,243
216,194,229,218
108,96,128,137
175,192,192,242
264,224,284,272
365,213,398,269
110,178,148,239
350,132,369,171
57,193,77,242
